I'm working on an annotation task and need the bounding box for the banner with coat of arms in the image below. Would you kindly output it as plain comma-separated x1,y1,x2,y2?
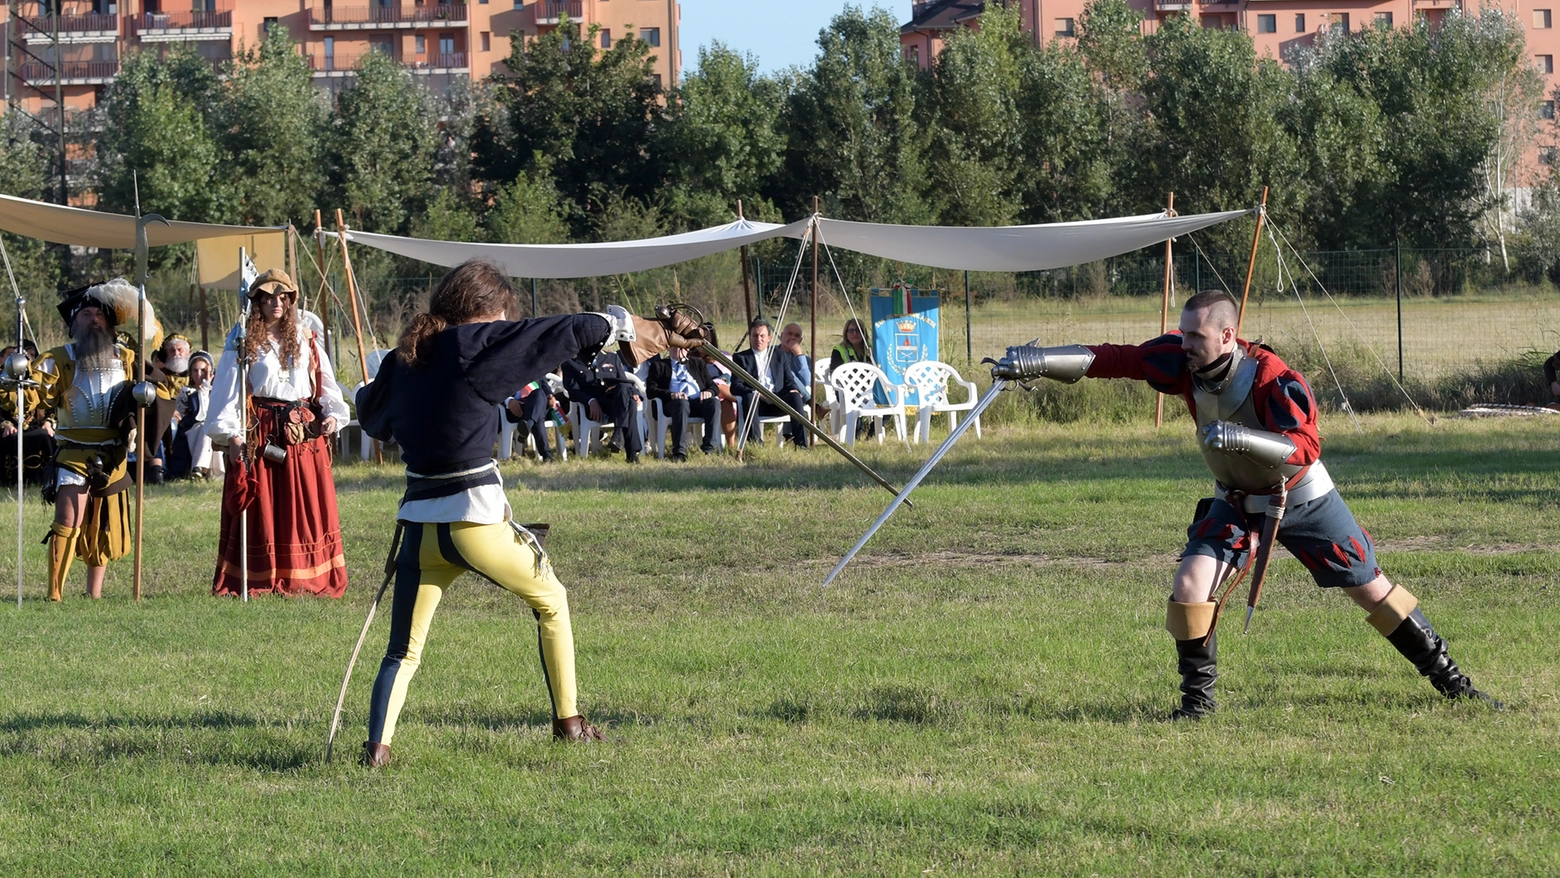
868,286,939,405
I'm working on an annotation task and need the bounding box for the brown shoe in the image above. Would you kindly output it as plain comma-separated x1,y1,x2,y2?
362,741,391,768
551,715,606,742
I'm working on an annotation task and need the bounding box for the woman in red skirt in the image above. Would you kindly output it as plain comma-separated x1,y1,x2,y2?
207,269,350,597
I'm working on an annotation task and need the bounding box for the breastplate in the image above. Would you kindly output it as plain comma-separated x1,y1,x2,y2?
58,358,125,432
1192,352,1309,493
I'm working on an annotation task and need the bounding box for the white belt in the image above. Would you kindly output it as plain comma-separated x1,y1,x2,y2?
1218,461,1334,513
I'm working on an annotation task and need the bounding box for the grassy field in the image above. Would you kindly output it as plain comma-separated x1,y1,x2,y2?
0,413,1555,875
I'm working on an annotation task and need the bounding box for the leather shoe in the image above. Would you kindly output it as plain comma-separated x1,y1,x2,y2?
552,715,606,742
362,741,391,768
669,451,687,463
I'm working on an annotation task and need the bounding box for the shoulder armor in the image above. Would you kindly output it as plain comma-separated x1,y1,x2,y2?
36,357,56,376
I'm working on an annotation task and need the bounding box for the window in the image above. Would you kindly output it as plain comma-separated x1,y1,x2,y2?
1330,13,1350,32
416,34,427,53
1374,11,1392,27
481,31,491,52
262,16,278,34
1543,100,1556,120
1257,14,1276,33
1537,9,1552,28
1295,13,1305,31
1542,147,1558,165
440,35,455,56
641,27,660,47
652,73,662,90
1054,18,1075,37
1541,55,1555,74
601,28,611,48
324,36,335,57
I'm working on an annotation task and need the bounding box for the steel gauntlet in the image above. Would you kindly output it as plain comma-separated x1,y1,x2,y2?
990,344,1094,384
1200,420,1297,469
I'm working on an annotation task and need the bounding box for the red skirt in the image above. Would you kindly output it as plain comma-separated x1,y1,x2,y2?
211,402,347,598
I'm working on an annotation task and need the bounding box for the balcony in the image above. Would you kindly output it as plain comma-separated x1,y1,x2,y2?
308,4,469,30
18,60,121,86
1154,0,1193,10
133,9,234,43
309,51,468,77
16,14,119,44
534,0,582,26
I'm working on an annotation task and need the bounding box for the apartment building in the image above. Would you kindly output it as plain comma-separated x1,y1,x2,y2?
2,0,681,113
902,0,1560,186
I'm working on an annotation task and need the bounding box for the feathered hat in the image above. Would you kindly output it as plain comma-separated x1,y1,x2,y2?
57,277,160,345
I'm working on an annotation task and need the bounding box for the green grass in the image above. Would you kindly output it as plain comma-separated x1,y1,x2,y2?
0,413,1556,875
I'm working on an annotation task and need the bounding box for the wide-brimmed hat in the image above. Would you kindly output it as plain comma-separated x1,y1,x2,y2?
57,278,157,346
248,268,299,301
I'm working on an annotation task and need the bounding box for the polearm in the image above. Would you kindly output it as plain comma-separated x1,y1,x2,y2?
1234,187,1269,339
325,522,403,762
131,209,169,604
694,341,910,505
236,250,258,603
822,379,1007,587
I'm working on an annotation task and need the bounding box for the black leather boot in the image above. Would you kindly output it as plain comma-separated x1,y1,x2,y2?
1171,633,1217,720
1383,609,1501,706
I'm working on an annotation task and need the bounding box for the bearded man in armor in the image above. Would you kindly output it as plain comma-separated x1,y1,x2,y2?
35,280,157,601
992,289,1497,718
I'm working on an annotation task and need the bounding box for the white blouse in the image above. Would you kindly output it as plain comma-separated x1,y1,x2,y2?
208,328,350,443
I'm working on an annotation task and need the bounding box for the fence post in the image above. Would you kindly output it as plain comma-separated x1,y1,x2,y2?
1395,236,1404,383
964,270,971,365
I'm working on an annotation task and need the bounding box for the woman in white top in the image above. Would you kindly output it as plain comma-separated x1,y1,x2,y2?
206,268,350,597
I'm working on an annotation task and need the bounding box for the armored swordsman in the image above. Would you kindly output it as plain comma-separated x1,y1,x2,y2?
993,289,1497,718
35,279,159,601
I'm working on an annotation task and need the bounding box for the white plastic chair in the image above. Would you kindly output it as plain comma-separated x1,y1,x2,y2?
342,349,395,460
829,362,908,446
571,398,648,456
648,397,723,458
904,360,981,444
496,403,568,461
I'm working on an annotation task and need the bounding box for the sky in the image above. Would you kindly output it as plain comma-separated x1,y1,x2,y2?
677,0,900,74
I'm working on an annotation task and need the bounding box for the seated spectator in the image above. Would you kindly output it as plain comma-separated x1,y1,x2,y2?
830,318,872,373
1546,350,1560,407
732,319,809,449
139,334,192,484
171,350,219,480
505,375,566,463
779,322,814,408
646,345,719,461
562,347,643,462
0,344,55,485
694,325,738,449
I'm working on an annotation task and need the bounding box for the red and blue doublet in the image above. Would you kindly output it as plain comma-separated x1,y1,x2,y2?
1086,334,1380,588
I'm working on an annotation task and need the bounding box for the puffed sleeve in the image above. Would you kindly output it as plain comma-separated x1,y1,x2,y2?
308,336,350,424
207,347,245,443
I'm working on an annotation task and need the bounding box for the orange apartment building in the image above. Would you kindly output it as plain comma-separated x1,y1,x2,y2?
1,1,680,112
903,0,1560,189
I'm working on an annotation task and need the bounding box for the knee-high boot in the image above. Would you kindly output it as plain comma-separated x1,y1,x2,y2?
46,522,80,603
1167,600,1218,720
1367,585,1499,705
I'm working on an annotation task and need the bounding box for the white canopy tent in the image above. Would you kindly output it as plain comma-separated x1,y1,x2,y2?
326,210,1251,277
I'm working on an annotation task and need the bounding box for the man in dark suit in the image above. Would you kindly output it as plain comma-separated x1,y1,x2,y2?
645,346,719,461
731,319,809,448
562,347,643,462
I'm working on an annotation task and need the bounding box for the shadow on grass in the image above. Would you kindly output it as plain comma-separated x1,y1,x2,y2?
414,704,663,733
0,710,320,771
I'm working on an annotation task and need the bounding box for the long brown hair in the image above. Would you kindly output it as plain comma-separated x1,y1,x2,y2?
841,318,868,359
243,298,302,367
398,259,517,368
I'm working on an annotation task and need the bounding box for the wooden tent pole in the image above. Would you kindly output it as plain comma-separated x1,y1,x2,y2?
1156,192,1174,429
1235,187,1269,339
809,196,819,425
287,224,299,297
334,209,380,464
738,200,753,333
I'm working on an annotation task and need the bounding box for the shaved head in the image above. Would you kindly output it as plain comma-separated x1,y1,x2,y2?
1182,290,1238,329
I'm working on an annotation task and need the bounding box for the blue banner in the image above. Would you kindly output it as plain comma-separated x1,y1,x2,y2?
869,288,939,405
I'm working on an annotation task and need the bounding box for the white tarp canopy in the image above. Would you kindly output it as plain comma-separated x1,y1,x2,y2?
331,210,1250,277
813,210,1251,272
329,217,814,279
0,193,287,251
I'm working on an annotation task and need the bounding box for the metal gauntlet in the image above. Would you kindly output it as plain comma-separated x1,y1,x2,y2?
990,344,1095,384
1201,421,1297,469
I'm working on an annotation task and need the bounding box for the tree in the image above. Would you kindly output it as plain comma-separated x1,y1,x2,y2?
0,114,61,300
221,28,329,227
95,46,229,223
775,6,931,224
489,18,663,234
486,169,571,244
1133,16,1304,249
327,51,438,235
659,42,785,229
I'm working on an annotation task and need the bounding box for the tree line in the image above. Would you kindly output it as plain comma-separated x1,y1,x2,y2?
1,1,1556,310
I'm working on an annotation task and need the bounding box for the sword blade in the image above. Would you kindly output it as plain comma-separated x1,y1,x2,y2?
698,342,911,505
822,379,1007,587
